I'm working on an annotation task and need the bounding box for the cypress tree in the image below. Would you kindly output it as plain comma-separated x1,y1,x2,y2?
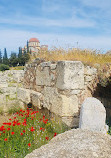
27,40,29,53
3,48,9,65
0,49,2,64
18,47,22,58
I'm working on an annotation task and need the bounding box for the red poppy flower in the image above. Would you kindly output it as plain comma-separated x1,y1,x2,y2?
14,117,16,119
43,115,45,119
23,130,25,133
43,120,47,124
17,123,21,126
22,122,27,126
3,122,7,125
4,138,7,141
7,128,11,131
28,143,31,147
0,134,1,136
30,128,35,132
11,132,14,135
20,133,23,136
9,118,11,120
7,122,11,126
54,133,57,137
39,127,42,130
45,137,49,140
3,131,5,133
0,126,5,131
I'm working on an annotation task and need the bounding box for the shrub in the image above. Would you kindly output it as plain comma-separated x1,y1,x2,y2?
0,64,9,71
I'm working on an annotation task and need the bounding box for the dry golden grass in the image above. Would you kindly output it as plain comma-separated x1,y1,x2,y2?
10,66,24,70
29,48,111,67
29,48,111,87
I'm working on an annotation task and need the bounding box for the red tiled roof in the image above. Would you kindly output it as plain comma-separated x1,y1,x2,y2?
29,38,40,43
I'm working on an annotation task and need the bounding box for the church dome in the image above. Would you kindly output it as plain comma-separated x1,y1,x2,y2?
29,38,40,43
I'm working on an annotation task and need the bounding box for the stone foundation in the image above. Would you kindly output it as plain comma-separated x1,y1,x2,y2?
17,59,98,127
0,70,24,112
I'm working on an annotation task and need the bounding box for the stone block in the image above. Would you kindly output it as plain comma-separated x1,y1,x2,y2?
50,64,57,70
61,95,79,117
62,116,79,128
56,61,84,90
36,67,51,86
84,66,97,76
40,61,51,68
79,97,108,133
17,88,31,104
85,76,93,82
43,87,79,120
30,90,43,109
42,87,62,116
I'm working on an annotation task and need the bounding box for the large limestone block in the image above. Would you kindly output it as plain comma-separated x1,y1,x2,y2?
30,90,43,109
25,129,111,158
43,87,62,116
79,97,108,133
61,95,79,117
56,61,84,90
43,87,79,118
36,67,51,86
17,88,31,104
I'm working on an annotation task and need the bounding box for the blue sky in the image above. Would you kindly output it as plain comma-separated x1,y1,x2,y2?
0,0,111,56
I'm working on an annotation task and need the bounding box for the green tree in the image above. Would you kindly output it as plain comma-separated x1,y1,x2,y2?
9,52,19,67
18,47,22,58
3,48,9,65
27,40,29,53
18,53,30,66
0,49,2,64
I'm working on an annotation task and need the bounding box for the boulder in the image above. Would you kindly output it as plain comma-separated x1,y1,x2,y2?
25,128,111,158
79,97,108,133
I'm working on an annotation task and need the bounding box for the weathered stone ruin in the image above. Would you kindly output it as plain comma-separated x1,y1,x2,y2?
0,70,24,112
17,59,98,127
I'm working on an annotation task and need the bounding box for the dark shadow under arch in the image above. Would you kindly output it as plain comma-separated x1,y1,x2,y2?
93,81,111,125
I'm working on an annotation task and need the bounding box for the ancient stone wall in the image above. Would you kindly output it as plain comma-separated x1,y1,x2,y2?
18,59,98,127
0,70,24,112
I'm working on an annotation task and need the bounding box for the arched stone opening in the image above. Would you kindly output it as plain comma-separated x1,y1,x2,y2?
93,79,111,125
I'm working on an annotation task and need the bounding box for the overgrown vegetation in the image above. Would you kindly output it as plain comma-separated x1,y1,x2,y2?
0,64,9,71
30,48,111,66
0,107,70,158
29,48,111,87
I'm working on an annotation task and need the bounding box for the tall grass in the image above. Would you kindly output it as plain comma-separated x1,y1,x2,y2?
30,48,111,67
